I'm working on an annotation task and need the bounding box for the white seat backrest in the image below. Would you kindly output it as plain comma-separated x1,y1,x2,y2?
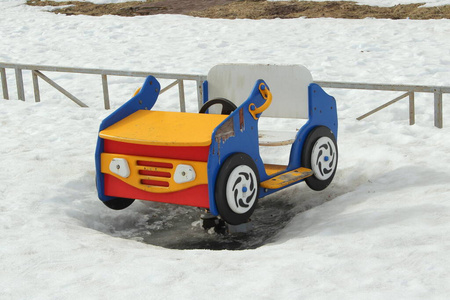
207,64,313,119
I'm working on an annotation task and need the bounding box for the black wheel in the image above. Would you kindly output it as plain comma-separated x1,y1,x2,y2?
102,197,135,210
215,153,260,225
199,98,237,115
301,126,338,191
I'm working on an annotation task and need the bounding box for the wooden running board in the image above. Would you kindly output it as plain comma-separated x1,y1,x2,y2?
261,167,313,189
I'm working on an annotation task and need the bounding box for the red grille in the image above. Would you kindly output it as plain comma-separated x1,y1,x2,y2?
137,160,172,187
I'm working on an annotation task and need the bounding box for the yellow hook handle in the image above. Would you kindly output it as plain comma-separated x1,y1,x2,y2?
249,82,272,120
133,87,141,97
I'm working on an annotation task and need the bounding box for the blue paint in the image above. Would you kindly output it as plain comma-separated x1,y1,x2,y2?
256,83,338,198
202,80,209,105
207,79,268,215
205,80,338,214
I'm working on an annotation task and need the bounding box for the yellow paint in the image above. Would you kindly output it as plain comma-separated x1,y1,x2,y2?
264,164,287,176
101,153,208,193
249,83,273,120
261,167,313,189
99,110,227,146
133,87,141,97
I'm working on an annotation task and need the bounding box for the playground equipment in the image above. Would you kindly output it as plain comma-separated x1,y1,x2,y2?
95,64,338,226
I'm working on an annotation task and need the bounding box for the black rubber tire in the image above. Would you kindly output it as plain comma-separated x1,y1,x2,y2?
301,126,338,191
215,153,260,225
102,197,135,210
199,98,237,115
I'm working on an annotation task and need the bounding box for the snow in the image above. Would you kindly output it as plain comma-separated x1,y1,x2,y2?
1,0,450,299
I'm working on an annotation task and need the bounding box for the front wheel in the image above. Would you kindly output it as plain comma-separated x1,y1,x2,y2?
215,153,260,225
102,197,135,210
301,126,338,191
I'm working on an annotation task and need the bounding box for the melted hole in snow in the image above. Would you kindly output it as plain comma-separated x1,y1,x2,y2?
85,197,298,251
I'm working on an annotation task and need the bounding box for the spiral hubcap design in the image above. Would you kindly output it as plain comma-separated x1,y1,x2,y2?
311,136,337,180
225,165,258,214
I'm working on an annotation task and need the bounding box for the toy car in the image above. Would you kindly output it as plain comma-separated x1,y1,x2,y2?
95,64,338,225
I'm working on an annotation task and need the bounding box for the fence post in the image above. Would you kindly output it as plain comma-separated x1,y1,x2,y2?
32,70,41,103
177,79,186,112
1,67,8,100
15,68,25,101
196,79,204,111
434,90,443,128
101,74,110,110
408,91,415,125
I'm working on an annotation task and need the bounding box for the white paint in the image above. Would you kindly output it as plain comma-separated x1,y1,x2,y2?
311,136,337,180
109,158,130,178
225,165,258,214
258,129,296,146
207,64,312,119
173,164,196,184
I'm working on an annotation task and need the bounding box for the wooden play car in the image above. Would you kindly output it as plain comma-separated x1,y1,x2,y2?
95,64,338,225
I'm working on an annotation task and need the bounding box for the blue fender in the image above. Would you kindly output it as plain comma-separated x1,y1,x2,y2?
207,79,269,216
257,83,338,197
289,83,338,168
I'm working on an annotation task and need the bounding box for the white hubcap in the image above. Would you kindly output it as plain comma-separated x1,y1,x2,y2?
225,165,258,214
311,137,337,180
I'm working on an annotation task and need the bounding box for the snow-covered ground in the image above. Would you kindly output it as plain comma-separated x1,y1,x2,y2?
1,0,450,299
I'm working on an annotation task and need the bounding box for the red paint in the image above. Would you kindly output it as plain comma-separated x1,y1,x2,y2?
140,179,170,187
104,140,209,162
137,160,173,169
138,170,171,178
104,174,210,208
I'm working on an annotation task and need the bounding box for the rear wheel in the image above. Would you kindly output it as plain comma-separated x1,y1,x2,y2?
199,98,237,115
215,153,260,225
302,126,338,191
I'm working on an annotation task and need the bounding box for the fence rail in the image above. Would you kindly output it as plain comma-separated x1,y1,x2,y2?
316,81,449,128
0,62,207,111
1,62,448,128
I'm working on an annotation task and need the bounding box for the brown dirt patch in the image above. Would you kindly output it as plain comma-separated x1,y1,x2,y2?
27,0,450,19
26,0,237,16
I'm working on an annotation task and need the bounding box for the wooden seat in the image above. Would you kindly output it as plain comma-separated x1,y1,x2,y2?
258,130,296,146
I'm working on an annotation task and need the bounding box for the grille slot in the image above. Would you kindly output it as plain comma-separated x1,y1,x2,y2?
137,160,173,188
137,160,173,169
138,170,171,178
140,179,170,187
